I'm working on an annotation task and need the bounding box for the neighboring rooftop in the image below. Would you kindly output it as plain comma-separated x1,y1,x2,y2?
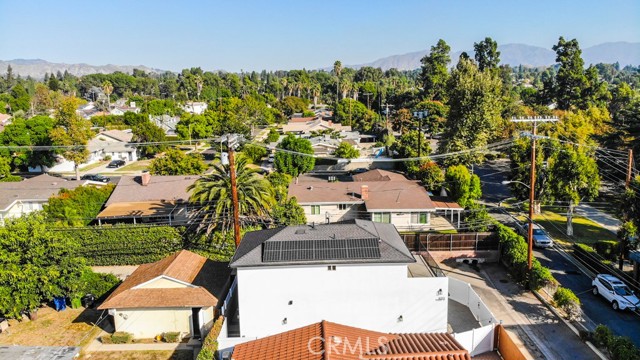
104,175,198,206
230,219,415,268
99,250,230,309
231,320,471,360
0,174,86,211
288,169,437,211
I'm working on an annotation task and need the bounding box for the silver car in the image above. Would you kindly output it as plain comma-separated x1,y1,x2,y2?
519,223,553,248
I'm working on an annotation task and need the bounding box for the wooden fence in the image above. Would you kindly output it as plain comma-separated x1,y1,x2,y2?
402,232,500,252
496,324,527,360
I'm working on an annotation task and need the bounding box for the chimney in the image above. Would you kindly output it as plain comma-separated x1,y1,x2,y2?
361,185,369,200
141,172,151,186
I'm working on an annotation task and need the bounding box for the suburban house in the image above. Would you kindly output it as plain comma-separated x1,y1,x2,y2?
96,173,198,225
230,320,470,360
0,174,92,224
110,102,141,116
288,169,462,232
149,114,180,136
98,250,231,339
282,117,352,135
0,113,12,133
218,220,448,349
182,101,208,115
47,129,138,173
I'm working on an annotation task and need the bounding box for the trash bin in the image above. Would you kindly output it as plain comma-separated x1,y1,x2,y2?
53,297,66,312
81,294,96,308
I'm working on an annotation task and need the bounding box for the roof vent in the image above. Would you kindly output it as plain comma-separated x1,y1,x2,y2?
308,186,313,191
295,229,306,235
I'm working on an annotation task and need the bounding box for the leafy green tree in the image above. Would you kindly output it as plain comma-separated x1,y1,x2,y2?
413,100,449,135
439,57,503,165
336,98,378,132
50,97,94,180
581,65,611,109
553,37,587,110
334,141,360,159
0,115,56,171
0,157,20,182
267,172,292,202
132,120,166,157
265,128,280,143
280,96,308,116
188,154,275,233
242,143,267,163
617,221,637,269
0,213,85,319
275,134,315,177
445,165,481,208
44,184,115,226
420,39,451,101
416,161,444,191
391,130,432,174
272,197,306,226
9,84,31,113
149,148,207,175
473,37,501,72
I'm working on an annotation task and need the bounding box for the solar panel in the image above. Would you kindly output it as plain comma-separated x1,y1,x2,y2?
263,238,381,263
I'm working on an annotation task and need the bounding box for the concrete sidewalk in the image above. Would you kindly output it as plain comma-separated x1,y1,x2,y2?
439,261,599,360
575,204,621,234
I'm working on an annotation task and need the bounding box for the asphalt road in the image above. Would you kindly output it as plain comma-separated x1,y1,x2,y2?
476,160,640,346
535,246,640,346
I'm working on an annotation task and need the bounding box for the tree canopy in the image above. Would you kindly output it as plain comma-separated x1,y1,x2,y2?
274,134,315,177
149,148,207,175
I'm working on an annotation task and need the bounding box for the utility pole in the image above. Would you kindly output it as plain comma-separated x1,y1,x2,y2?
363,92,373,110
228,135,241,248
413,110,428,158
511,116,558,271
626,149,633,188
382,104,394,132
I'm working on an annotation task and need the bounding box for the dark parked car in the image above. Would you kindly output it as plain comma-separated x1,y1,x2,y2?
81,174,110,183
107,159,126,168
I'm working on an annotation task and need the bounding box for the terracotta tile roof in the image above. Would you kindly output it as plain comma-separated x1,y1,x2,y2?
104,175,198,206
99,250,230,309
288,170,436,211
231,321,470,360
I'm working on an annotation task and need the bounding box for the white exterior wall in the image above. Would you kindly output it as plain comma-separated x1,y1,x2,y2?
302,204,359,224
140,277,189,289
112,307,214,339
369,212,433,232
0,200,46,224
235,263,448,339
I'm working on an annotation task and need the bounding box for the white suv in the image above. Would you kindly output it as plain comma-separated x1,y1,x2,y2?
592,274,640,311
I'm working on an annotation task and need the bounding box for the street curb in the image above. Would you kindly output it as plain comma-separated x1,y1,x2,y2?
532,290,608,360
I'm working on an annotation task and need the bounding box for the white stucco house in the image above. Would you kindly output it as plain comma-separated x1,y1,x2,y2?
98,250,231,339
288,169,462,232
110,102,140,116
0,174,92,225
182,102,208,115
218,220,449,349
47,129,139,173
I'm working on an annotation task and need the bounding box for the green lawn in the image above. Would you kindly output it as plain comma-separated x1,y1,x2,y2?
79,161,106,172
532,210,616,245
114,160,151,172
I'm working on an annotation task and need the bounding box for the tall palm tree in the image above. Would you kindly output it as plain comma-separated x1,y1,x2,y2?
188,154,275,234
102,81,113,110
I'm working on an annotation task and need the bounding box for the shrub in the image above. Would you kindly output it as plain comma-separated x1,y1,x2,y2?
242,143,267,164
576,243,596,253
594,324,613,348
163,332,181,343
553,287,581,321
594,240,619,261
265,128,280,143
111,332,133,344
529,261,558,291
197,316,225,360
103,155,112,161
100,335,113,344
609,336,640,360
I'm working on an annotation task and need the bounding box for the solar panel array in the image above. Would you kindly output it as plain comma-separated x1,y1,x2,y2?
262,238,381,263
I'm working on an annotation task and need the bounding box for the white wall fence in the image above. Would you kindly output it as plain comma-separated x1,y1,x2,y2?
449,277,498,356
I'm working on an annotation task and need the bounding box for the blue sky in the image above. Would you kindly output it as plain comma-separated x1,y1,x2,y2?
1,0,638,72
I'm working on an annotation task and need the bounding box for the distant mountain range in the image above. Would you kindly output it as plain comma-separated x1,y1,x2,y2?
2,42,639,78
0,59,164,79
351,42,640,70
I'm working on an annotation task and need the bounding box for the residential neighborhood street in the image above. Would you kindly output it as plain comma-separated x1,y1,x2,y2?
476,161,640,347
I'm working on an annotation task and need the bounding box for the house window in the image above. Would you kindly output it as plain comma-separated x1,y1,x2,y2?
411,212,429,224
338,204,349,211
372,212,391,223
327,265,336,271
311,205,320,215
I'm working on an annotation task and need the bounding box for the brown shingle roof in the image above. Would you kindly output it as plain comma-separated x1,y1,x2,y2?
288,170,436,211
99,250,229,309
231,321,470,360
104,175,198,206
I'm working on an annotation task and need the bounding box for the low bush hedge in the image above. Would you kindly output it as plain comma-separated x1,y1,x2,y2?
197,316,225,360
111,332,133,344
590,324,640,360
553,287,581,321
163,332,181,343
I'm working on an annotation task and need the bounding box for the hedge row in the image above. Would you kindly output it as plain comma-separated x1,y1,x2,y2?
496,223,581,319
585,324,640,360
72,225,184,265
197,316,225,360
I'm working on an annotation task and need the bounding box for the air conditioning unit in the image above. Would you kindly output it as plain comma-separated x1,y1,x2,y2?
221,351,232,360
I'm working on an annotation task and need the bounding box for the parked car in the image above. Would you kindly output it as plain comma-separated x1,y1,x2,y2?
592,274,640,311
81,174,110,183
350,167,369,175
518,223,553,248
107,159,126,168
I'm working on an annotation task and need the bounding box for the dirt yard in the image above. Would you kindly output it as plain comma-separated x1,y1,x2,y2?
0,306,102,347
78,350,193,360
